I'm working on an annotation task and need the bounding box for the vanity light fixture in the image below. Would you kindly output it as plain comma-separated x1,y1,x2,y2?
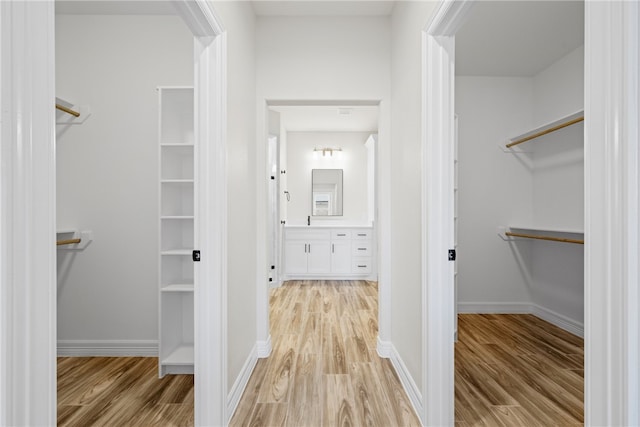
313,147,342,157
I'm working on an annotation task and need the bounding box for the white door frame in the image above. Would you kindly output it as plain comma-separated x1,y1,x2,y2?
0,1,228,425
423,1,640,426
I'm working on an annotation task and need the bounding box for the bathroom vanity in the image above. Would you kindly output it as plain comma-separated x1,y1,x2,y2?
282,225,376,280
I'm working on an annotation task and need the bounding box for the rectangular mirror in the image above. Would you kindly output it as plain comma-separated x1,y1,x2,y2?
312,169,343,216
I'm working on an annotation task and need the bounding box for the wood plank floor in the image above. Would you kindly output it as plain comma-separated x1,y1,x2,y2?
230,280,421,427
57,356,193,426
57,282,584,426
455,313,584,426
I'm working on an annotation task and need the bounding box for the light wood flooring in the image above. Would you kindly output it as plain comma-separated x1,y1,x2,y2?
56,281,584,426
455,313,584,426
57,356,193,426
230,280,421,427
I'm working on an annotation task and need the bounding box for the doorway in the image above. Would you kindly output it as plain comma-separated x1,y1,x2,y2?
423,0,639,425
0,0,226,424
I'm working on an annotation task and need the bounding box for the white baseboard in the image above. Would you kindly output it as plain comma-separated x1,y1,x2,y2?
388,344,424,426
458,302,584,337
457,302,531,314
57,340,158,357
227,344,258,424
256,335,272,358
376,336,392,358
531,304,584,338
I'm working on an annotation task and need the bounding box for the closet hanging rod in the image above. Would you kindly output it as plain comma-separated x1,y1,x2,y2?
505,231,584,245
55,103,81,118
506,116,584,148
57,238,82,246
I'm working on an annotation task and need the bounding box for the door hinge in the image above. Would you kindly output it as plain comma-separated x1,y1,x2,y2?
193,250,201,262
448,249,456,261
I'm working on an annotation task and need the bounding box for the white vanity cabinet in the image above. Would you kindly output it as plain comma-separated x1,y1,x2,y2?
284,229,331,274
283,226,375,279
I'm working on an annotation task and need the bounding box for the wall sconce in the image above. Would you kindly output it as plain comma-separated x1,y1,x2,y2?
313,147,342,157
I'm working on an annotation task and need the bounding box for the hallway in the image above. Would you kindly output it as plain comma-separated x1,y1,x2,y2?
230,280,420,426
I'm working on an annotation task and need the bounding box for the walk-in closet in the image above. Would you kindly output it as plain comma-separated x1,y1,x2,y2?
55,4,195,423
454,1,585,424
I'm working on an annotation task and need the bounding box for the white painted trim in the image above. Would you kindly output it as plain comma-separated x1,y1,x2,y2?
256,335,272,358
226,344,258,424
57,340,158,357
173,1,227,426
584,1,640,425
0,1,57,425
531,305,584,339
422,0,478,419
388,344,424,426
191,32,228,427
376,337,392,358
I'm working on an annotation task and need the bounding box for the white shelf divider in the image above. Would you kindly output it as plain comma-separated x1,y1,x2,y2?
161,284,194,292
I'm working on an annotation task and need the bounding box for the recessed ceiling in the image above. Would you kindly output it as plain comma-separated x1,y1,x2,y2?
456,1,584,77
271,105,379,132
252,0,395,16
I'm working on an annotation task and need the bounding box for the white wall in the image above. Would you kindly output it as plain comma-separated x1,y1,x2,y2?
456,45,584,330
286,131,370,225
211,0,258,393
455,77,535,306
530,46,584,326
390,0,438,394
56,15,193,346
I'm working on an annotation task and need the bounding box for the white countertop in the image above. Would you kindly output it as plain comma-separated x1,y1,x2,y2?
284,223,373,229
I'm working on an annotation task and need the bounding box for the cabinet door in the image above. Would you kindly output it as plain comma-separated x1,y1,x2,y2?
307,241,331,274
331,241,351,274
285,241,308,274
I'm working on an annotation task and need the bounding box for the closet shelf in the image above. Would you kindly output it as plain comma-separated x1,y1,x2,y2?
506,110,584,149
161,284,194,292
161,345,194,365
161,249,192,256
498,226,584,244
161,143,194,147
55,97,91,125
161,179,194,184
161,216,194,220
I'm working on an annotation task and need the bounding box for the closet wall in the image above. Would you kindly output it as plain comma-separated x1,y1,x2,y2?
457,45,584,332
56,15,193,351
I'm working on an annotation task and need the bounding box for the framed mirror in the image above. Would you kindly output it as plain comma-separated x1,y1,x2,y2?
312,169,343,216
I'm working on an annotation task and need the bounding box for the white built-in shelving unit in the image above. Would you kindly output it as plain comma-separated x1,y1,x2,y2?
158,87,194,377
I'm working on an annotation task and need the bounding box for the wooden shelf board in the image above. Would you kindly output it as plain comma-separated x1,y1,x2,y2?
161,345,194,365
161,284,194,292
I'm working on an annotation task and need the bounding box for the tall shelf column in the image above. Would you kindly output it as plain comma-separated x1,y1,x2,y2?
158,87,194,377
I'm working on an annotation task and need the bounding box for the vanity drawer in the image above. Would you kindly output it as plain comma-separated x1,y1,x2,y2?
352,241,371,256
352,229,372,240
331,230,351,240
352,258,372,274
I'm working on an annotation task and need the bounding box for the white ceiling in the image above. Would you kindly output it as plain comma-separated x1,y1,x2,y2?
55,0,395,16
271,105,379,132
251,0,395,16
56,0,177,15
456,1,584,77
